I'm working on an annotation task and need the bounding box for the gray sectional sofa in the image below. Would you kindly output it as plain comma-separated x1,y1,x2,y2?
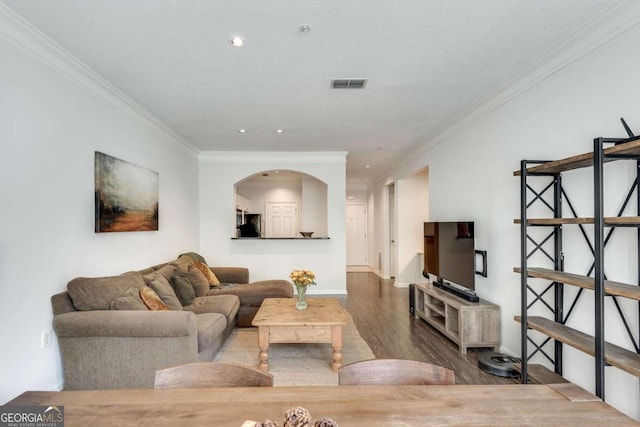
51,253,292,390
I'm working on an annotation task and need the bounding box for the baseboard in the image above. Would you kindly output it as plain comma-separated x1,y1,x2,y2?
373,270,391,280
393,281,411,288
306,289,347,295
346,265,374,273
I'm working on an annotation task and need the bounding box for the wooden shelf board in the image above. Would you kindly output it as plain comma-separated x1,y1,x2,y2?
513,137,640,176
513,363,568,384
515,315,640,378
514,217,640,226
514,267,640,301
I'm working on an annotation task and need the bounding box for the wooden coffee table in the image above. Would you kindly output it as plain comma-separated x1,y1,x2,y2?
251,298,349,372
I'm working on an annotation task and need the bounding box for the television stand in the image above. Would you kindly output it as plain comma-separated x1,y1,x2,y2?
413,282,500,354
433,281,479,302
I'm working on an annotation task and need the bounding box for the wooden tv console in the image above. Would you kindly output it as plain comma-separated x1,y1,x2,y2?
413,282,500,354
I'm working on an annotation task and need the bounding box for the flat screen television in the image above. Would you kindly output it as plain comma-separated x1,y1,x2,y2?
423,221,477,299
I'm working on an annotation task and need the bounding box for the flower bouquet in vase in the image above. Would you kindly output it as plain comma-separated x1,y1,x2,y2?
289,269,316,310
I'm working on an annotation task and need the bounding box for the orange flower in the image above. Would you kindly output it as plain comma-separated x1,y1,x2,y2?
289,269,317,286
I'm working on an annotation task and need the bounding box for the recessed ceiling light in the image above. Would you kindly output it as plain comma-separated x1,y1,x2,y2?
238,129,247,133
229,36,245,47
365,165,371,168
276,129,284,133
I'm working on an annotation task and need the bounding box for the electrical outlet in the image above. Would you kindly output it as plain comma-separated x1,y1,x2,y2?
41,330,52,349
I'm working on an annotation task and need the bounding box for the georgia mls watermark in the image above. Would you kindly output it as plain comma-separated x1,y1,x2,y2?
0,406,64,427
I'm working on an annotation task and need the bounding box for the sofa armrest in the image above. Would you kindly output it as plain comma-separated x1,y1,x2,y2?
53,310,197,337
211,267,249,284
53,311,199,390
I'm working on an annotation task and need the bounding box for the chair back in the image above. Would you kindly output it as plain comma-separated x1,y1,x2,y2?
154,362,273,388
338,358,455,385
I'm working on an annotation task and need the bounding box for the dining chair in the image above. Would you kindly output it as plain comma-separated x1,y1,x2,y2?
338,358,455,385
154,362,274,388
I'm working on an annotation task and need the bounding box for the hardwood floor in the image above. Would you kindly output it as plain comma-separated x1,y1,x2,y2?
342,272,516,385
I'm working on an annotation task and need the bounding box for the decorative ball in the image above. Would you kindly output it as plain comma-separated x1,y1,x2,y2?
256,421,280,427
313,418,338,427
283,407,311,427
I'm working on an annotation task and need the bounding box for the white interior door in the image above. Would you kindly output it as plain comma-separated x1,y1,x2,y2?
346,204,367,266
265,201,298,237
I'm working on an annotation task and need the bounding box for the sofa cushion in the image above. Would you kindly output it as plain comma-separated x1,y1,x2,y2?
67,273,146,311
140,287,170,311
195,313,227,353
172,256,194,272
194,261,221,286
110,287,149,311
183,295,240,321
170,271,196,306
152,264,177,281
146,273,182,310
184,265,210,297
206,280,293,306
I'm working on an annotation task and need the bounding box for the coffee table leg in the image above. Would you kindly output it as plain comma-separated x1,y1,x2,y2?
258,326,270,372
331,325,343,373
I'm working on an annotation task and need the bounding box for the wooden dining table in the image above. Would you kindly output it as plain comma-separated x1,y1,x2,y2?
6,383,636,426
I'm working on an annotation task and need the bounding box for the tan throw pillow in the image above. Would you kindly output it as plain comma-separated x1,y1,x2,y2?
194,261,221,286
140,286,169,311
110,287,149,311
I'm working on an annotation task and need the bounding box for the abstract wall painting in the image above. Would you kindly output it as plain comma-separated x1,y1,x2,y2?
95,151,159,232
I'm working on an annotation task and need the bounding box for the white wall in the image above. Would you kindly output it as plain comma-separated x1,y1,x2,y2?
369,180,392,277
394,169,429,287
0,17,200,403
301,176,328,237
199,152,347,294
371,11,640,419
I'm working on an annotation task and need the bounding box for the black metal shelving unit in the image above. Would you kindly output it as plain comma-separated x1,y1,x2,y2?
516,119,640,400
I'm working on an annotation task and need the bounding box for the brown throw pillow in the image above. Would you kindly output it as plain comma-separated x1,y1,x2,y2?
185,265,211,297
110,287,149,311
146,273,183,310
140,286,169,311
194,261,221,286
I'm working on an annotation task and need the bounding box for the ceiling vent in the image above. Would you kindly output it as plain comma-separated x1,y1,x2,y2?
331,78,367,89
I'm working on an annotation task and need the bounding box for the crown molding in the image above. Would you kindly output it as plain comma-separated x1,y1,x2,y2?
347,183,368,191
200,151,349,163
413,0,640,156
0,3,199,157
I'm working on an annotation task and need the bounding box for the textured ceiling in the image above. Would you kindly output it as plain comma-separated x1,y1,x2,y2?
2,0,622,184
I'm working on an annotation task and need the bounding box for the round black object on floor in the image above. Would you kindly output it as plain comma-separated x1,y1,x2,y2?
478,351,520,377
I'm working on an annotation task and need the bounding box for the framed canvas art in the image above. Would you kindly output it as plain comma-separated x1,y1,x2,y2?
95,151,159,232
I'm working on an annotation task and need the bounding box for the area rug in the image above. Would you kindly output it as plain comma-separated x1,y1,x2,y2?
214,313,375,386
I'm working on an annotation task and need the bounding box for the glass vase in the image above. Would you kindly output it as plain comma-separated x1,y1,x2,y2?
295,284,308,310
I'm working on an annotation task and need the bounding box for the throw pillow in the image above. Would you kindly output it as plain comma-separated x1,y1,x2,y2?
146,273,183,310
194,261,221,286
185,265,211,297
140,286,169,311
110,287,149,311
170,271,196,306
